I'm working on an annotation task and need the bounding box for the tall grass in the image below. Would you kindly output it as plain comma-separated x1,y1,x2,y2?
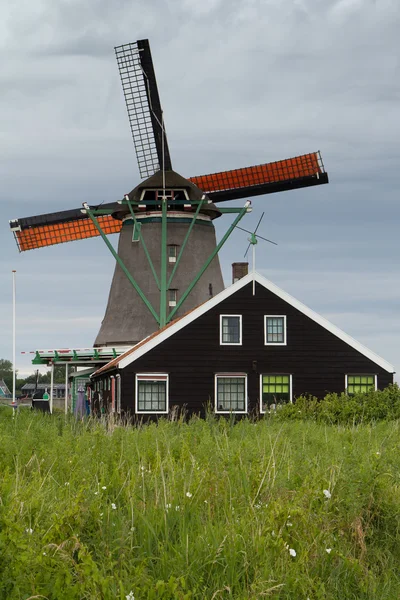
0,407,399,599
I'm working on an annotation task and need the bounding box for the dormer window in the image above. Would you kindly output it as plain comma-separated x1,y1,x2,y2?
140,189,189,205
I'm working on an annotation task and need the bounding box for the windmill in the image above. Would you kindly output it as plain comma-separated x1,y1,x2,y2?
9,39,329,347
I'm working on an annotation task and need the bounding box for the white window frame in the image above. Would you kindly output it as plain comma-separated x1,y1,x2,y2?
135,374,169,414
219,314,242,346
345,374,377,395
215,373,248,414
259,374,293,413
264,315,287,346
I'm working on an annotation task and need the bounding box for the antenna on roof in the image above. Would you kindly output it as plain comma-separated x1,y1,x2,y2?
236,212,277,295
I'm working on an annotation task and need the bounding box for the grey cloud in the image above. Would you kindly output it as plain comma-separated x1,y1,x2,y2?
1,0,399,380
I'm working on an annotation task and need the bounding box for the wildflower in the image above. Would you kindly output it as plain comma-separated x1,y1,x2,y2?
26,528,33,534
289,548,296,557
287,521,293,527
130,526,135,532
43,552,46,556
100,513,103,517
94,492,99,495
64,482,70,486
175,505,181,511
165,503,172,510
326,548,332,554
376,451,381,456
140,465,145,471
323,489,331,499
111,503,117,510
204,500,208,504
186,491,192,498
102,486,107,490
126,592,135,600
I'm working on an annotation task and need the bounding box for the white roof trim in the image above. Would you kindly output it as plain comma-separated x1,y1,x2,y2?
109,272,395,374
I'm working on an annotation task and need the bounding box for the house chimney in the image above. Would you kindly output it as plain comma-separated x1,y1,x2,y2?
232,262,249,283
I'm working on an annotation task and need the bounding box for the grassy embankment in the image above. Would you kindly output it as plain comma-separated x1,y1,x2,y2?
0,405,399,599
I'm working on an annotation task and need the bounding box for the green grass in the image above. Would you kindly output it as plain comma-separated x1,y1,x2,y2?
0,407,399,599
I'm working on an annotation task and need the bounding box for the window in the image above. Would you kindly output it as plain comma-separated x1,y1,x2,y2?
135,374,169,414
346,374,376,395
168,245,178,263
220,315,242,345
260,374,292,412
215,374,247,413
264,316,286,345
168,289,177,307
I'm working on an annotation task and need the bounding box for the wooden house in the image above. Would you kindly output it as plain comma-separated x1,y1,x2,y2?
91,272,395,418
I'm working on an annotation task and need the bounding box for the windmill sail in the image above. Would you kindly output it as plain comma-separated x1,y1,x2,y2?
189,151,328,202
9,204,121,252
115,39,172,178
9,152,328,252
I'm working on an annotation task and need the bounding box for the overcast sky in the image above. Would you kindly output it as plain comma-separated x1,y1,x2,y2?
1,0,399,380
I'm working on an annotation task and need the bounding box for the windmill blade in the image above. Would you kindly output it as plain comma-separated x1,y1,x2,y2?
254,211,264,235
254,233,277,245
115,39,172,179
189,151,328,202
236,226,277,246
9,204,121,252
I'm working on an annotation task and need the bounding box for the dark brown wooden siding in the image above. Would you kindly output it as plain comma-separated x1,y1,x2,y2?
95,281,394,416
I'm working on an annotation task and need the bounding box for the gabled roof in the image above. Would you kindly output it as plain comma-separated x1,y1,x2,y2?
93,272,395,376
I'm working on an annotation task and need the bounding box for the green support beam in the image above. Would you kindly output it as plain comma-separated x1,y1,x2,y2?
83,203,160,325
167,203,251,321
159,195,168,328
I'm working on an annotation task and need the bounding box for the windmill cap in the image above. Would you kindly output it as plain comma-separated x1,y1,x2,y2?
125,169,221,219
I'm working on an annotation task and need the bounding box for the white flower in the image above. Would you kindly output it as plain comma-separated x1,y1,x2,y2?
26,528,33,534
287,521,293,527
94,492,99,495
100,513,103,517
102,486,107,490
111,503,117,510
376,451,381,456
323,489,331,499
326,548,332,554
186,491,192,498
165,503,171,510
64,482,70,486
43,552,46,556
204,500,208,504
175,505,181,511
289,548,296,557
140,465,145,471
126,592,135,600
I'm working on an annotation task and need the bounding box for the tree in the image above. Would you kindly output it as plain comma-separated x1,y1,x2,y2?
0,359,14,391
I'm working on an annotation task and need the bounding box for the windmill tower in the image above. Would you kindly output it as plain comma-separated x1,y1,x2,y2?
9,39,329,347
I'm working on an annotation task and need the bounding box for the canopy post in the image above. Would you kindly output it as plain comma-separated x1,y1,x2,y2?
65,363,69,415
49,363,54,414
